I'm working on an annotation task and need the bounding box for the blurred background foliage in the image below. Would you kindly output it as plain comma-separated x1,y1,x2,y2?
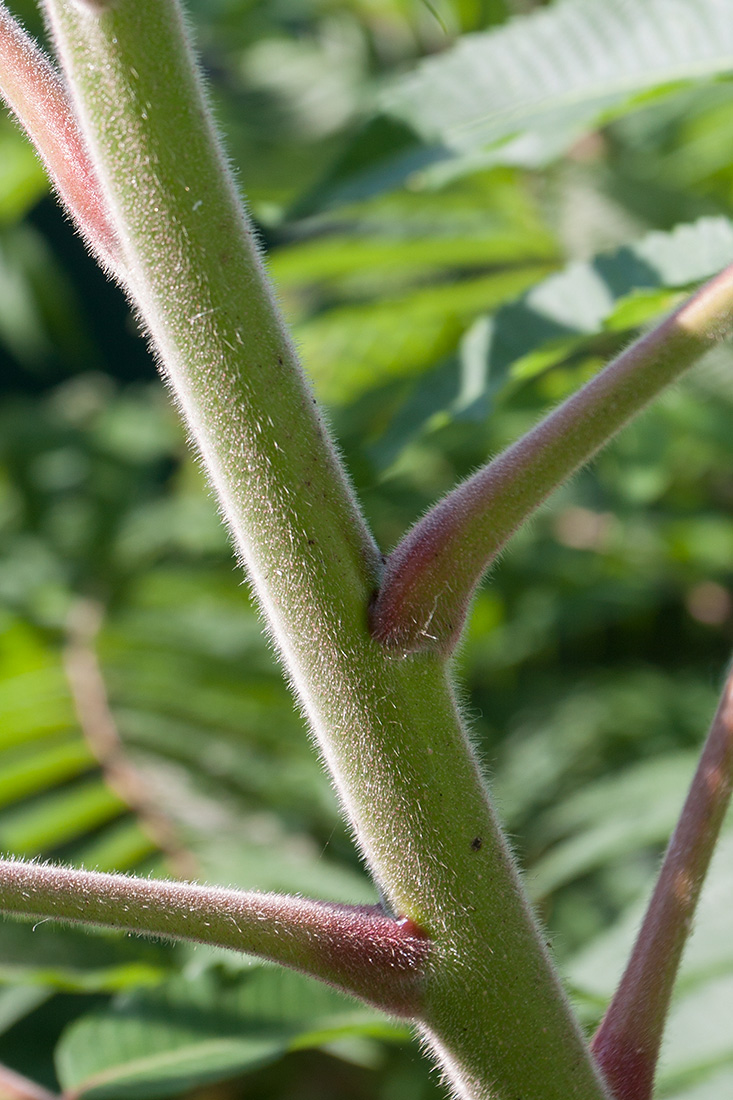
1,0,733,1096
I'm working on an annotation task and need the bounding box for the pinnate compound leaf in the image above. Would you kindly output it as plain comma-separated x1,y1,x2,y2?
0,616,158,867
296,264,548,405
527,752,701,899
465,216,733,411
55,967,404,1100
377,216,733,452
383,0,733,171
0,920,174,994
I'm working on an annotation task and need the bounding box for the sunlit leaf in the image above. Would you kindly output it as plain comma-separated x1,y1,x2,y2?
0,984,51,1035
383,0,733,173
484,216,733,394
56,967,404,1100
298,264,549,404
0,920,174,993
0,124,48,224
528,753,699,898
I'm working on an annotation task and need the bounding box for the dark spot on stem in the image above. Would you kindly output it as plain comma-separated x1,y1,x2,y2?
470,837,482,851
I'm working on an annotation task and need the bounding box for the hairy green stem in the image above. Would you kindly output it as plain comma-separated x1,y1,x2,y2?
0,859,427,1015
371,265,733,653
591,666,733,1100
18,2,613,1096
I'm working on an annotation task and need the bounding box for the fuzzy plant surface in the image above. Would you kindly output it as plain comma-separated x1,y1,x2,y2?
0,2,731,1100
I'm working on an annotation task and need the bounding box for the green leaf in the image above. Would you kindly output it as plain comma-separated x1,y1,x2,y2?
55,967,403,1100
368,216,733,456
567,828,733,1003
0,984,51,1035
0,124,48,224
468,216,733,409
297,264,549,405
0,920,174,993
566,826,733,1093
383,0,733,174
269,168,557,410
292,116,443,214
662,1064,733,1100
271,229,554,293
528,753,699,898
657,974,733,1092
0,776,126,855
0,616,161,871
0,658,76,752
567,861,733,1097
0,737,95,810
70,819,159,875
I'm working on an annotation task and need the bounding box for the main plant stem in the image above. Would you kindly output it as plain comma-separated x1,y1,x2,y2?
38,1,608,1097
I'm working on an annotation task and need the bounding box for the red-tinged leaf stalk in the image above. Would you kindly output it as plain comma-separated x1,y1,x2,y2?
0,2,120,273
0,858,429,1016
591,667,733,1100
371,266,733,654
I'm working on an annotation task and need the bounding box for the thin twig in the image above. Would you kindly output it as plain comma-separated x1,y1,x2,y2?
591,666,733,1100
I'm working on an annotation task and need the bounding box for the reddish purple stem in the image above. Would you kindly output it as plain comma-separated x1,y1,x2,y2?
0,4,120,273
0,1064,58,1100
371,265,733,655
591,669,733,1100
0,859,429,1017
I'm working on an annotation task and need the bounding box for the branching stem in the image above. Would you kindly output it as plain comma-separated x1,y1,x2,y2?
3,1,731,1097
371,265,733,653
7,3,611,1095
